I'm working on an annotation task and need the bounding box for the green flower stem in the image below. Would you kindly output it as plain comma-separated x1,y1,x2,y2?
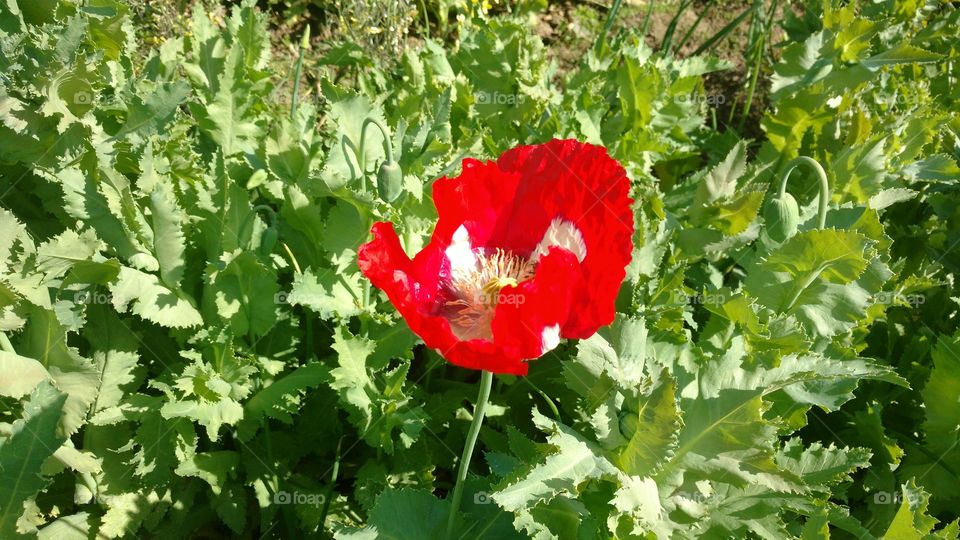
523,377,560,419
319,436,343,531
778,156,830,229
594,0,623,54
342,117,393,193
342,118,392,311
359,117,394,164
291,25,310,119
446,370,494,539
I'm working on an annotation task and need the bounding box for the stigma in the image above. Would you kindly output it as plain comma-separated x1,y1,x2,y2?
439,219,586,343
443,247,535,341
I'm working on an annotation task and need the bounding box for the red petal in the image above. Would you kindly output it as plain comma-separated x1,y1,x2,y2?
360,139,634,376
496,140,634,338
431,158,521,250
491,247,581,361
358,222,530,375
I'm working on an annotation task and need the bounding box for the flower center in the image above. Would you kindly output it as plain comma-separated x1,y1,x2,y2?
444,248,535,341
439,219,586,343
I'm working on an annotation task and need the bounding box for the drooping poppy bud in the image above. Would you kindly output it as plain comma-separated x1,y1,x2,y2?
259,226,278,257
764,192,800,243
377,160,403,204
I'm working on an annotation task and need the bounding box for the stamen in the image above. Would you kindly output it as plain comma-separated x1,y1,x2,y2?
443,248,535,340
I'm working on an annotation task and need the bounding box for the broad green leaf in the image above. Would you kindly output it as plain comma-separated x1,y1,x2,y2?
227,0,270,71
37,513,93,540
861,45,943,69
696,140,748,205
882,480,941,538
47,445,102,475
618,376,680,477
834,19,876,62
98,492,147,539
832,138,888,202
18,307,99,435
327,327,426,453
775,439,871,492
288,267,362,321
0,382,67,539
205,251,278,338
745,229,873,337
335,488,451,540
492,409,617,512
113,82,189,139
244,363,330,424
903,154,960,183
192,45,261,156
148,181,187,289
82,305,142,413
109,266,202,328
609,475,664,535
174,451,240,495
0,352,49,398
512,496,598,540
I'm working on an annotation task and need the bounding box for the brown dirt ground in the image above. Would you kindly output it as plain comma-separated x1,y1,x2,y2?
533,0,790,140
131,0,790,140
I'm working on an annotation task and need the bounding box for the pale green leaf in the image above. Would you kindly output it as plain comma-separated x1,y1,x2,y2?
0,382,67,539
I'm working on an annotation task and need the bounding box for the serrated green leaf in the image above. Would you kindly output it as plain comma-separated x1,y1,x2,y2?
493,410,617,512
0,352,49,398
109,266,202,328
335,488,451,540
288,267,362,321
861,44,943,69
18,307,99,435
618,376,680,477
0,382,67,538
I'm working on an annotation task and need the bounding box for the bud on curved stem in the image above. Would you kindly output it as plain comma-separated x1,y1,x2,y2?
778,156,830,230
342,118,396,195
239,204,279,255
377,161,404,203
765,156,830,242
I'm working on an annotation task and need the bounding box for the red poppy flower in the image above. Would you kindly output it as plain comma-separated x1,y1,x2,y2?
357,139,634,375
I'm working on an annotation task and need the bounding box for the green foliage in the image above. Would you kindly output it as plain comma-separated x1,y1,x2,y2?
1,0,959,537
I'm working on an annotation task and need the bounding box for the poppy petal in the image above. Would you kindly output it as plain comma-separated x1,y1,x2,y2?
491,246,582,361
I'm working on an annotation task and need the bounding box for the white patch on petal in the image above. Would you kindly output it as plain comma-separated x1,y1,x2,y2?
531,218,587,263
541,324,561,353
445,225,477,273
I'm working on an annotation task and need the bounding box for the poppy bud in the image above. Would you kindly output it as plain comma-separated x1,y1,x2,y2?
764,193,800,243
377,160,403,204
259,227,278,257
